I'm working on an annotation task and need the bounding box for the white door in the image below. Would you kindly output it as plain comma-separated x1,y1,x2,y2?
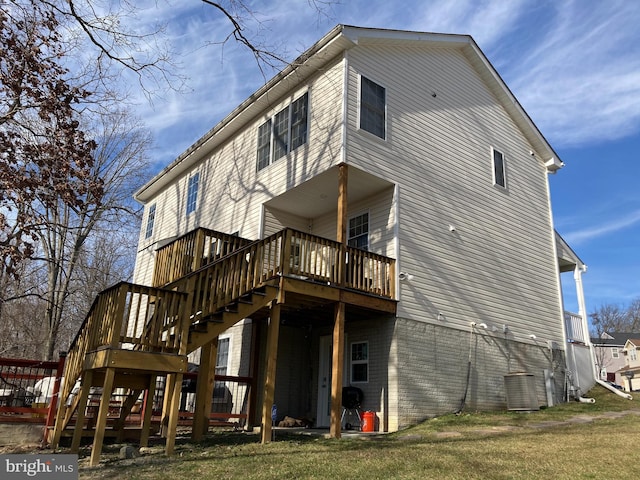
316,335,349,427
316,335,332,427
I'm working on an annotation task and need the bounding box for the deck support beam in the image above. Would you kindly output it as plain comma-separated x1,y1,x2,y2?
192,340,217,440
330,302,345,438
89,368,115,466
261,302,281,443
329,162,348,439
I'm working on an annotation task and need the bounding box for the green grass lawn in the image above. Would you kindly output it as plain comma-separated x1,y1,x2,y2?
77,385,640,479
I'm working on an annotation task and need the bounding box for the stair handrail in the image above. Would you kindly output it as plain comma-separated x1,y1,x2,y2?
166,228,396,327
56,282,188,418
153,228,253,287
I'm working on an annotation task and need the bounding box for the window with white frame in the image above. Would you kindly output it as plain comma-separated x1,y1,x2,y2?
612,347,620,359
631,347,637,362
215,337,230,376
360,76,386,139
492,148,506,188
145,203,156,239
256,92,308,171
348,212,369,250
186,172,200,215
350,341,368,383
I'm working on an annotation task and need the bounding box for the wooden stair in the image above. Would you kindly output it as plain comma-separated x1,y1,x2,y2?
187,285,278,353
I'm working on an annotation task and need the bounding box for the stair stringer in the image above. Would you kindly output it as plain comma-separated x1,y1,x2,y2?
187,284,279,354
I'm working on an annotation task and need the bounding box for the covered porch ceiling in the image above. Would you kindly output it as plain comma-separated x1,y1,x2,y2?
264,164,394,218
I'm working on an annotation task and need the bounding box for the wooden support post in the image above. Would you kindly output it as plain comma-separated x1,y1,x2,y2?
329,302,345,439
164,372,184,456
89,368,115,467
192,341,217,441
329,162,348,438
70,370,93,452
160,373,176,438
337,163,348,243
44,352,66,444
261,303,281,444
140,376,156,448
246,319,262,430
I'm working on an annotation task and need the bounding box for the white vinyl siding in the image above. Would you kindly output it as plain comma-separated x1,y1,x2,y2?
345,44,562,342
132,58,344,286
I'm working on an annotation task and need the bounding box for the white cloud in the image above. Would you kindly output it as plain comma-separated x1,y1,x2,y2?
120,0,640,167
501,1,640,147
564,209,640,245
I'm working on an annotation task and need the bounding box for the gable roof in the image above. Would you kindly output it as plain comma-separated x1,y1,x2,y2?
135,25,562,203
591,332,640,346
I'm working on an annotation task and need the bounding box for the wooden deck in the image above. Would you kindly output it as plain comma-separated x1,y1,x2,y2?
50,227,396,465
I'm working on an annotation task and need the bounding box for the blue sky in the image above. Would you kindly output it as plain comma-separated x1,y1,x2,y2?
131,0,640,315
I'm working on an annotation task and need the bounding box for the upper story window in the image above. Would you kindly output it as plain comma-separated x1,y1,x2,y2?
350,341,369,383
492,147,506,188
144,203,156,239
186,172,200,215
631,347,637,362
348,212,369,250
257,92,309,171
612,347,620,359
360,76,386,139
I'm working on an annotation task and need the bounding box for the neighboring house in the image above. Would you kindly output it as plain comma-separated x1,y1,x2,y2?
131,25,591,433
618,339,640,391
590,332,640,386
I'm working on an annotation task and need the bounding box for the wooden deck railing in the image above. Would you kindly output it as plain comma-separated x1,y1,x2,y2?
153,229,252,287
59,228,395,411
170,228,396,324
58,283,188,413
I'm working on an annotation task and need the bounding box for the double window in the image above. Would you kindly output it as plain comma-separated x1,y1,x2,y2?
360,76,386,139
257,92,309,171
492,148,506,188
145,204,156,239
186,172,200,215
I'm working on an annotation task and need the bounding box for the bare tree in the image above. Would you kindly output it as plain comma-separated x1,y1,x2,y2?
31,110,151,360
0,1,100,277
1,0,336,359
590,304,627,338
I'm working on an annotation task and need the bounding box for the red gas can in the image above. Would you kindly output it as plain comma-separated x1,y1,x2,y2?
361,411,376,432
